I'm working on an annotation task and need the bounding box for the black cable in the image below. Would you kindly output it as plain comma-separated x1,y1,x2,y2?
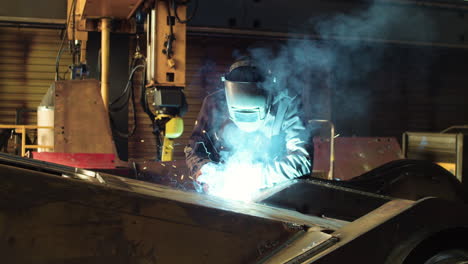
110,63,146,138
128,61,146,137
109,58,142,112
61,67,70,80
55,0,77,81
173,0,198,24
109,64,145,109
165,0,175,59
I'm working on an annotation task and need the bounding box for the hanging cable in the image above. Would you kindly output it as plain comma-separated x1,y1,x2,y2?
172,0,198,24
164,0,175,59
55,0,77,81
109,63,146,138
139,59,155,121
109,65,145,109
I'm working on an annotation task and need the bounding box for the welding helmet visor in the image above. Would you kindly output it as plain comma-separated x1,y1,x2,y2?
224,59,270,132
225,80,269,132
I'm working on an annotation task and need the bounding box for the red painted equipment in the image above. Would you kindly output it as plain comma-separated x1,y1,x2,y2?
32,152,116,169
313,137,403,180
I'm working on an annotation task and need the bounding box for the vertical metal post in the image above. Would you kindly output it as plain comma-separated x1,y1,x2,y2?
147,9,156,83
456,133,463,182
101,18,111,109
21,127,26,157
329,123,335,180
80,40,87,64
309,119,335,180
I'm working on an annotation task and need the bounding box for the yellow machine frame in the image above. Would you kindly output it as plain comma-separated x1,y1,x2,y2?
67,0,187,161
148,0,187,161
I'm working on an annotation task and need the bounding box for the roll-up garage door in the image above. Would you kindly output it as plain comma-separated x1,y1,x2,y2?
0,26,71,125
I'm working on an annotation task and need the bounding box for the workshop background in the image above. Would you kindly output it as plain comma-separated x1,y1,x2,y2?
2,0,468,162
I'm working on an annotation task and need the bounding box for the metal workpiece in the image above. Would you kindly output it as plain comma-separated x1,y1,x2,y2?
308,198,468,264
258,179,392,222
262,196,468,264
1,154,468,263
0,154,341,264
259,227,338,264
255,180,468,263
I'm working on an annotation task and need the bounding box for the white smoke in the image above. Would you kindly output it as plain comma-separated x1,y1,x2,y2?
196,1,435,201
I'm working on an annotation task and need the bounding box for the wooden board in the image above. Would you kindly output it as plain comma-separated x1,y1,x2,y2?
54,80,115,154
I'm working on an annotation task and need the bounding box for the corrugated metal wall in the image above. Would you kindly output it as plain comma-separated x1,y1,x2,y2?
368,46,468,137
0,26,71,125
2,26,467,161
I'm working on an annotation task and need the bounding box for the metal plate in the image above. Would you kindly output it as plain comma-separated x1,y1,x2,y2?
313,137,403,180
0,154,341,263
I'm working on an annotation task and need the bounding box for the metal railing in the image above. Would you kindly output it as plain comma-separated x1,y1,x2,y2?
0,125,53,157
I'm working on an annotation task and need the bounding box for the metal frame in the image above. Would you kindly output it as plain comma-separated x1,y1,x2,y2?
0,125,53,156
402,132,465,182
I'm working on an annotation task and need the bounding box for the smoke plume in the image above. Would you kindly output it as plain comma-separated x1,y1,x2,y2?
197,1,436,201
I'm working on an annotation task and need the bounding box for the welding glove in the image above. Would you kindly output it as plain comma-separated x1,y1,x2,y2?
194,162,223,193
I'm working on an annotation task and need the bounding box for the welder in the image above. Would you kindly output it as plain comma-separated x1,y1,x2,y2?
184,57,311,194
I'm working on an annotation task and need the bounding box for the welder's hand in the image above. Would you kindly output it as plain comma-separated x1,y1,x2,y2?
193,170,203,181
193,162,222,193
192,170,210,193
197,163,220,184
192,170,208,193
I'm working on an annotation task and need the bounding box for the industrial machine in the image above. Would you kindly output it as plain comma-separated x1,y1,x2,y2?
142,0,188,161
36,0,190,163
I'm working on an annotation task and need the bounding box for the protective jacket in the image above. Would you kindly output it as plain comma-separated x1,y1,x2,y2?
185,90,311,187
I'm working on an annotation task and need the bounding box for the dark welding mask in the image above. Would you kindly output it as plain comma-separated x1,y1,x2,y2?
223,59,271,132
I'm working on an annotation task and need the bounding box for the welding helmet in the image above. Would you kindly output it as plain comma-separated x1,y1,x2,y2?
223,58,272,132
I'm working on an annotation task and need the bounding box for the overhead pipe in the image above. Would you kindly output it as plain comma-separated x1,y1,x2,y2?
187,27,468,49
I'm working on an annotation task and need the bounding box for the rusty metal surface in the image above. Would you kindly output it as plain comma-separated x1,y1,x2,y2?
0,154,342,263
54,80,115,154
81,0,142,19
313,137,402,180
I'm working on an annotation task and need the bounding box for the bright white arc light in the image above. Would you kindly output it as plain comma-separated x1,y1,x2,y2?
198,160,266,202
